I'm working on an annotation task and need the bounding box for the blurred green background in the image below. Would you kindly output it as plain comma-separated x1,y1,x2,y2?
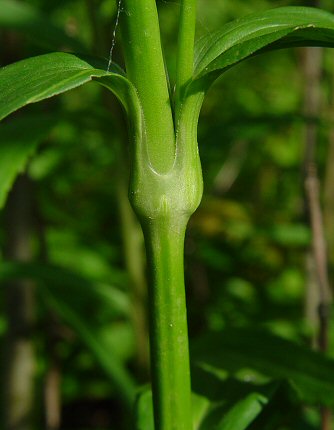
1,0,334,429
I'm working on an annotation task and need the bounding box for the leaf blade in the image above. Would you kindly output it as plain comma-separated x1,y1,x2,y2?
193,7,334,84
191,328,334,406
0,52,134,121
0,114,55,209
216,392,269,430
134,383,279,430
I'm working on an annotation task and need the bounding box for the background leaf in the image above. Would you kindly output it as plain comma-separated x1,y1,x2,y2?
0,261,135,406
134,389,154,430
191,328,334,406
212,392,269,430
0,114,55,209
0,0,85,51
134,382,280,430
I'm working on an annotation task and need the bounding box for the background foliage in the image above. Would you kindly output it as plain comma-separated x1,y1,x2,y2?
1,0,334,429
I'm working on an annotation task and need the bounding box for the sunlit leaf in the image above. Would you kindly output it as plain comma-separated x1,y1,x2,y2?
0,52,139,121
192,7,334,87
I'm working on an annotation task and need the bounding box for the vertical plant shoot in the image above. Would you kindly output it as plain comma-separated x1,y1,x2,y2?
120,2,202,428
2,2,334,429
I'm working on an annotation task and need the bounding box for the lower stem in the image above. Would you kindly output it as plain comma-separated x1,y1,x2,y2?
143,218,192,430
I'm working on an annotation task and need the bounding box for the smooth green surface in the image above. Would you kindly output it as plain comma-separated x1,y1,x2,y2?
0,0,85,50
143,220,192,430
135,389,211,430
0,52,136,121
0,261,135,406
216,392,269,430
192,6,334,86
135,389,154,430
0,114,55,209
197,379,283,430
127,40,203,430
120,0,175,174
192,328,334,406
192,394,211,430
128,59,203,430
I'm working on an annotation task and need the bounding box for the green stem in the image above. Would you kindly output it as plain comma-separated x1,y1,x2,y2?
121,4,204,428
143,218,192,430
120,0,175,173
175,0,197,120
128,75,203,430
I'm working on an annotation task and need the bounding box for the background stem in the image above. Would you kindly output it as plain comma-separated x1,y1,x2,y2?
117,167,149,375
175,0,197,120
143,218,192,430
2,174,36,430
302,40,332,430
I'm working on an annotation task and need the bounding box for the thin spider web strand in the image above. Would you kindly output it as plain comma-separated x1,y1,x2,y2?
107,0,122,72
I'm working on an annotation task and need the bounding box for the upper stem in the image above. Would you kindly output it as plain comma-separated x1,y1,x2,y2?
120,0,175,173
175,0,197,121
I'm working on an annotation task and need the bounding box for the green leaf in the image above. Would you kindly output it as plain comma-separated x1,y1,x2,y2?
0,52,139,121
43,288,135,407
134,382,279,430
192,373,286,430
134,388,154,430
209,381,298,430
193,393,211,430
0,261,135,407
191,328,334,406
215,392,269,430
0,0,85,51
193,7,334,86
0,261,130,319
0,114,55,209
